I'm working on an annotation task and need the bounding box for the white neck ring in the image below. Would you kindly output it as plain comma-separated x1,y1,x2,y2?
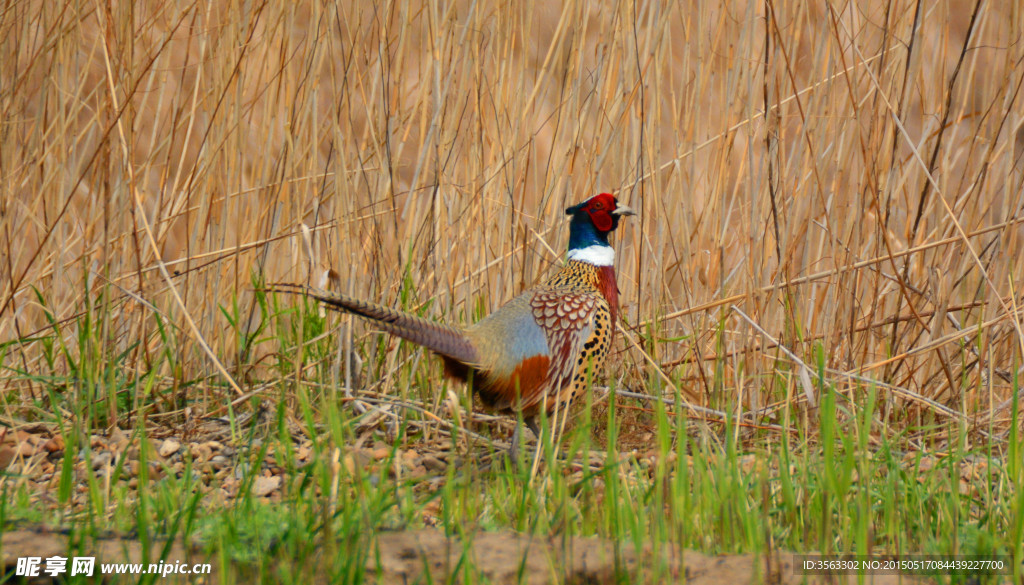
567,245,614,266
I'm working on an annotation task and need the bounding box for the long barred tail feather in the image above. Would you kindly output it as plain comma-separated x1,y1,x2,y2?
267,283,480,367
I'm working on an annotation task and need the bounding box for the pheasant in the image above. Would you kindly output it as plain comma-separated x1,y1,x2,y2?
272,193,634,454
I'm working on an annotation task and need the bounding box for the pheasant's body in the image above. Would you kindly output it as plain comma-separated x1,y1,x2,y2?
273,193,633,443
446,258,618,419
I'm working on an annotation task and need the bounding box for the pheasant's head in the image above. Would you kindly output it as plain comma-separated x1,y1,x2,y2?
564,193,635,265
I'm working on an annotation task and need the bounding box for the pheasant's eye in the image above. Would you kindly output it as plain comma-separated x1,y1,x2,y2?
592,202,604,210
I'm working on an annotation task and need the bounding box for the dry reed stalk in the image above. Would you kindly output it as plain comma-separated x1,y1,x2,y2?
0,0,1021,440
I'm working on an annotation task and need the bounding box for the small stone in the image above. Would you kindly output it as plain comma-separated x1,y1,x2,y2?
90,451,113,470
159,439,181,458
109,427,129,452
43,438,64,453
16,430,45,445
252,475,281,497
420,455,445,472
209,455,230,470
0,447,16,470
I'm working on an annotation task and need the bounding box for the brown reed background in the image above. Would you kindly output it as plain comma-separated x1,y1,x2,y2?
2,0,1023,436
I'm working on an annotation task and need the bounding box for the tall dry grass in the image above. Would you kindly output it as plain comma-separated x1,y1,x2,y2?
2,0,1023,439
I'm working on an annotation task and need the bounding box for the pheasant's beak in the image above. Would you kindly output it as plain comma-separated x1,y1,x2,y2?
611,204,636,217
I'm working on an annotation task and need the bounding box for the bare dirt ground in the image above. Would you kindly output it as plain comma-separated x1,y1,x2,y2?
1,526,935,584
366,529,937,585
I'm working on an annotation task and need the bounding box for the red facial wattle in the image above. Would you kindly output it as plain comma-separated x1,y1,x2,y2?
589,209,613,232
586,192,618,232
